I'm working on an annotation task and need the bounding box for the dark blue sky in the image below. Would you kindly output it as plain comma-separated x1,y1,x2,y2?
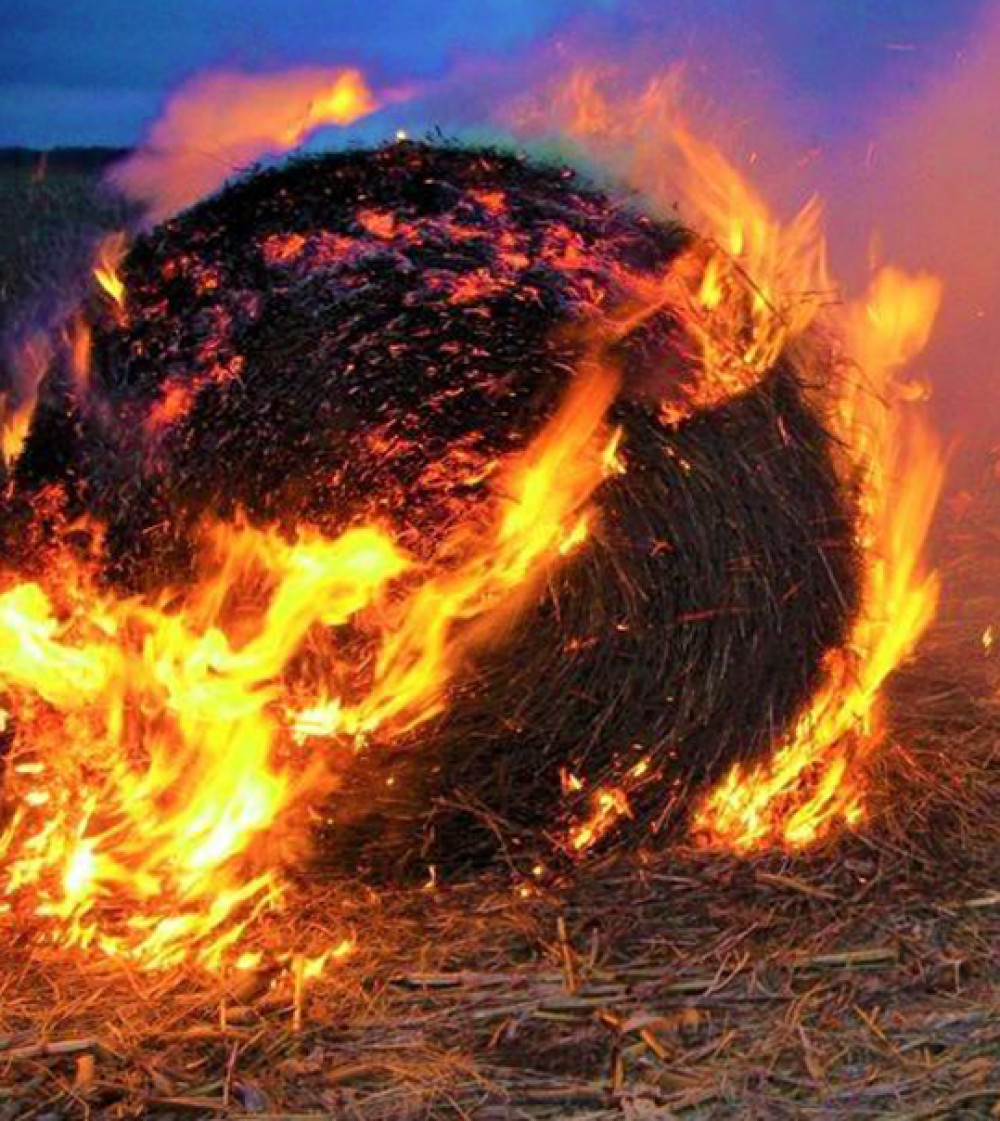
0,0,991,147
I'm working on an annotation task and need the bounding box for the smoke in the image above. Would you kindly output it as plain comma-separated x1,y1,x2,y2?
414,0,1000,465
89,1,1000,466
107,67,381,222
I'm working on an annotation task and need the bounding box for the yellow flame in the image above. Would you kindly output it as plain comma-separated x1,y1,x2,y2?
304,70,377,134
519,69,945,853
93,232,127,308
0,523,407,968
296,356,621,740
0,354,622,968
693,273,943,849
569,786,631,852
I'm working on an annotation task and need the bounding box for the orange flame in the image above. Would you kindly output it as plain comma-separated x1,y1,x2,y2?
0,355,621,968
1,333,51,469
108,68,381,221
695,268,943,848
516,69,830,410
93,232,128,309
0,523,407,968
315,355,621,740
516,69,945,853
1,236,125,475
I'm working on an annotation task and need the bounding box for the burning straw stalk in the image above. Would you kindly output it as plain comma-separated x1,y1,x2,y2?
0,67,942,973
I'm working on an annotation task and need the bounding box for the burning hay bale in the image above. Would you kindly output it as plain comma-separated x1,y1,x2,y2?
4,142,859,879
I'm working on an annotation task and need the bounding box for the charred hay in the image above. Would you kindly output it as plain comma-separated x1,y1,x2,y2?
5,142,860,875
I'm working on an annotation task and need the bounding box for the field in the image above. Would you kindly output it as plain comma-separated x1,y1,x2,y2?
0,156,127,344
1,158,1000,1119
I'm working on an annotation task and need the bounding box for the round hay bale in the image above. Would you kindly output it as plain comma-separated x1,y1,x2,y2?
9,143,859,876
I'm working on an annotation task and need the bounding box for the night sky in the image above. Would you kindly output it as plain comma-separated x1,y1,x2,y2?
0,0,991,148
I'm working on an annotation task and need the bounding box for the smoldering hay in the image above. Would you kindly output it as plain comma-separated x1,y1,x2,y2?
3,141,863,879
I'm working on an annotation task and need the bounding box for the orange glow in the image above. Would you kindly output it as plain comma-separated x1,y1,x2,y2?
569,785,631,852
108,67,381,221
68,316,92,399
145,380,196,433
564,753,655,856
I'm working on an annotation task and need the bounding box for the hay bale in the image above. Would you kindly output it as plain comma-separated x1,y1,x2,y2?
9,143,859,875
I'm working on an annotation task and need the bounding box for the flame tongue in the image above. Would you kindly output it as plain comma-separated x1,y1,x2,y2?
93,232,128,310
694,268,943,848
514,69,831,413
514,69,945,855
0,353,620,969
341,355,621,738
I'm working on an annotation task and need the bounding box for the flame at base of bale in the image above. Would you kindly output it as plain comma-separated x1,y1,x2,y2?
693,268,943,850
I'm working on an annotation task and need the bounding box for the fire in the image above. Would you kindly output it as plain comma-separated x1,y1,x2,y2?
696,268,943,849
516,69,829,411
290,356,621,741
570,786,631,852
1,332,51,468
1,234,124,470
0,353,622,968
0,63,949,968
0,522,407,967
516,69,945,853
93,231,127,309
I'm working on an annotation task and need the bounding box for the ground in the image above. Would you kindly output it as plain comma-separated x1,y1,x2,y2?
1,156,999,1119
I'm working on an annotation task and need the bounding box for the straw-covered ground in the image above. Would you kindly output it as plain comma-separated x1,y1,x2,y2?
2,531,1000,1121
2,157,1000,1121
